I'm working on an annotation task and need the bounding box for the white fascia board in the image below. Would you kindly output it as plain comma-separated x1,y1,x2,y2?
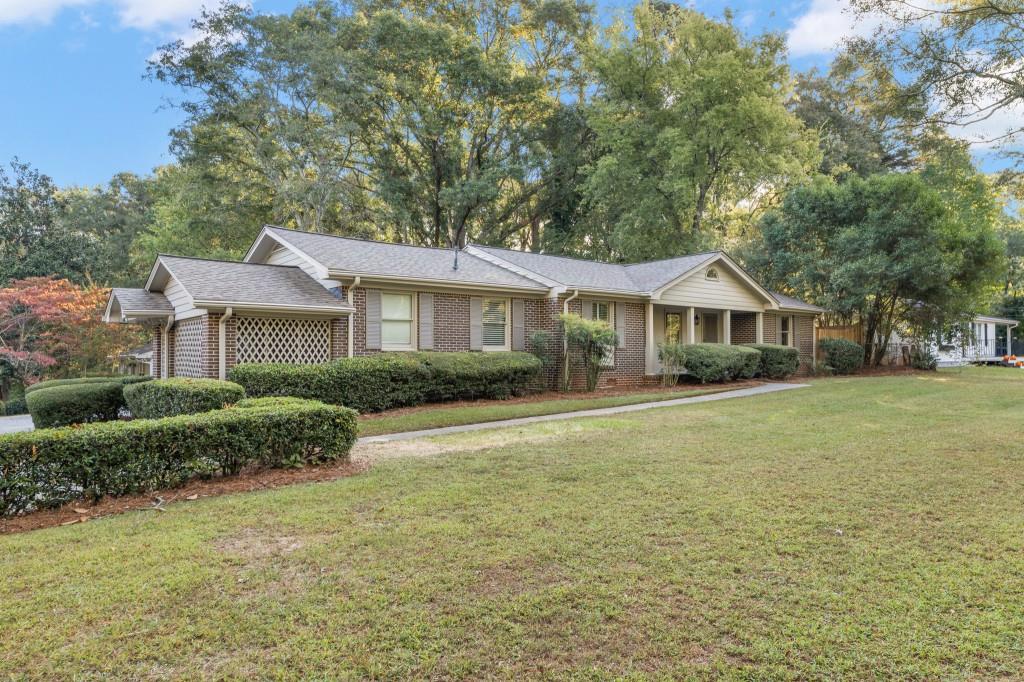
192,300,355,315
326,271,550,296
650,253,779,308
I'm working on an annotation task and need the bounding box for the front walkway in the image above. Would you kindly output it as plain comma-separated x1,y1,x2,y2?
358,383,809,444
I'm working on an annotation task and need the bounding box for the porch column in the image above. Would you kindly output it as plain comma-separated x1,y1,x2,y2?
645,301,656,374
755,312,764,344
687,307,696,344
1008,324,1014,356
723,309,731,345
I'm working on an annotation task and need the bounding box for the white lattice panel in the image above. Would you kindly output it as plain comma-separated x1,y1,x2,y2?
236,317,330,364
174,318,206,378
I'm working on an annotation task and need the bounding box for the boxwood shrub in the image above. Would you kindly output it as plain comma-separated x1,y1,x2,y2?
819,338,865,375
124,378,246,418
742,343,800,379
25,375,151,394
683,344,763,383
25,381,128,429
0,397,357,516
229,351,543,412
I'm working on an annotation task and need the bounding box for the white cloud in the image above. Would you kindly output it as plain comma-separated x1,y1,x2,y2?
0,0,209,30
786,0,881,57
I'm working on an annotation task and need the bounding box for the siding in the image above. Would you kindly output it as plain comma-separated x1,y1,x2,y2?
265,245,323,280
162,277,194,315
658,266,765,311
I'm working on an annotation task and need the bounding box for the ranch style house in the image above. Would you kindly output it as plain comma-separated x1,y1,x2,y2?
104,225,824,388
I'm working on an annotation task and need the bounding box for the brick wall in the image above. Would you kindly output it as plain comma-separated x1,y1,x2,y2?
433,292,472,352
561,297,650,389
150,325,162,378
731,312,756,344
330,317,348,360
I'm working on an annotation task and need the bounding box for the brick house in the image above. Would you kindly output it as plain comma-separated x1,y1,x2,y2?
104,225,824,387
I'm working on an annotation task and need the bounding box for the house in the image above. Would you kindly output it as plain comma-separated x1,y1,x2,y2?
116,341,153,376
927,315,1019,367
104,226,824,387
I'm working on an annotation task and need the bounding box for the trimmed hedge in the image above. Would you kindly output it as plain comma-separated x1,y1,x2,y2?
25,375,151,394
4,394,26,416
0,397,357,516
742,343,800,379
26,382,127,429
819,338,864,375
683,344,762,383
229,351,543,412
124,378,246,419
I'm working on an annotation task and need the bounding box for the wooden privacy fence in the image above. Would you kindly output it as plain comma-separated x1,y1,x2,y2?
816,324,863,362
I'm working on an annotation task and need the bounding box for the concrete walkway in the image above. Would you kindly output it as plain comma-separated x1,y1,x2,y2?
0,414,33,435
358,382,809,444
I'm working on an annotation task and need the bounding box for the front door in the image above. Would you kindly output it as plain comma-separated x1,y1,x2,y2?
702,313,718,343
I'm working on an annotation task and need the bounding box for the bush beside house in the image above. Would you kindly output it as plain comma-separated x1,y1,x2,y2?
683,344,763,383
819,338,865,375
25,375,151,394
124,378,246,419
0,398,357,516
26,382,129,428
230,351,542,412
742,344,800,379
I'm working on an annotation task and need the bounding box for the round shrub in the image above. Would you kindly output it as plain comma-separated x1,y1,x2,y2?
26,381,126,428
4,394,26,416
123,378,246,419
742,343,800,379
683,344,762,383
25,375,151,395
818,338,865,375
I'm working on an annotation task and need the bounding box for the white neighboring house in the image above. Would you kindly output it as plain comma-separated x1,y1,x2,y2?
928,315,1019,367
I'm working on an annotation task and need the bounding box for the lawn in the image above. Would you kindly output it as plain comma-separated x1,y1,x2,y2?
356,384,735,436
3,366,1024,679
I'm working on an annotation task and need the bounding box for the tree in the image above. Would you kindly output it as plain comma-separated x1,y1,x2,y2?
849,0,1024,159
580,2,818,260
559,312,616,391
749,174,1004,366
0,159,96,286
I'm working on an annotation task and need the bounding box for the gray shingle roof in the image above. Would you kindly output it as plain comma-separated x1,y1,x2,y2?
472,245,721,294
110,288,173,313
159,256,352,310
770,291,825,312
267,227,546,290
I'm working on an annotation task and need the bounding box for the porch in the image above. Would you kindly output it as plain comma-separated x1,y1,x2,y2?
643,306,769,375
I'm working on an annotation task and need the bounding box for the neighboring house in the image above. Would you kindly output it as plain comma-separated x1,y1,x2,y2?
117,341,153,376
926,315,1019,367
104,226,824,388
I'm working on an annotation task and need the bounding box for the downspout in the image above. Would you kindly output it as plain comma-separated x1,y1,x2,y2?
347,276,361,358
161,314,174,378
561,289,579,391
218,307,233,380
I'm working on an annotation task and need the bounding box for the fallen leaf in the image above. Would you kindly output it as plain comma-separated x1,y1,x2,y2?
72,508,89,514
186,494,199,501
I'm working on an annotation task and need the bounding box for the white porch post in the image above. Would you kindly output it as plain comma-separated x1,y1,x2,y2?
1008,324,1014,356
645,301,656,374
755,312,764,344
723,309,731,345
687,307,696,344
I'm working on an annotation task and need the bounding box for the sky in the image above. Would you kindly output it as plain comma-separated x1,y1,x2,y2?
0,0,1004,187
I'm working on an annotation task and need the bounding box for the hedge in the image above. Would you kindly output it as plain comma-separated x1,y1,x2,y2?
229,351,543,412
683,344,762,383
124,378,246,419
25,375,151,395
26,382,128,429
818,338,865,375
742,343,800,379
0,397,357,516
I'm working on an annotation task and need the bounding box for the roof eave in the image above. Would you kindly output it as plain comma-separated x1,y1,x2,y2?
192,300,354,315
327,271,549,295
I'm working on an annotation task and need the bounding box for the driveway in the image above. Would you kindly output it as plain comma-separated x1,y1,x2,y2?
0,415,33,435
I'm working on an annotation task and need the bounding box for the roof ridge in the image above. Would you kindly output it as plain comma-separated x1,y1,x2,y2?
267,225,463,255
475,243,723,268
158,253,302,270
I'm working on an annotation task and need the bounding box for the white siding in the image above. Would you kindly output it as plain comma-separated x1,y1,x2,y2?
162,276,194,315
265,245,322,280
658,265,765,311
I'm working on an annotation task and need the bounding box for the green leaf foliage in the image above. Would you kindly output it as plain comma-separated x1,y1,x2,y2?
123,378,246,419
741,343,800,379
25,375,151,395
559,313,617,391
0,398,357,515
818,338,865,375
683,344,761,383
229,352,543,412
25,382,127,429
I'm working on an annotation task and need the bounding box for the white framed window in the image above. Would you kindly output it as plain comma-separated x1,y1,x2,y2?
779,315,794,347
590,300,616,366
482,298,510,351
382,292,416,350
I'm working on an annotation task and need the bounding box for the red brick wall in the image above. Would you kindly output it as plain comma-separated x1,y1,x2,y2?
731,312,757,344
433,292,472,352
149,325,162,377
330,317,348,360
561,297,650,389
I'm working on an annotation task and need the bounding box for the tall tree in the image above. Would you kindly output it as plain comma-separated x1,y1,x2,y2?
580,2,818,260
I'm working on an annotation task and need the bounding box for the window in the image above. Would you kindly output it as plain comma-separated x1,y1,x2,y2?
665,312,682,345
779,315,793,347
382,292,415,349
482,298,509,350
590,300,615,366
705,267,719,280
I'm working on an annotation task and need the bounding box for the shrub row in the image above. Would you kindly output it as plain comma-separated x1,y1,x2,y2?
124,378,246,419
25,375,151,394
229,351,543,412
743,344,801,379
680,344,762,383
26,382,129,429
818,338,864,375
0,397,358,516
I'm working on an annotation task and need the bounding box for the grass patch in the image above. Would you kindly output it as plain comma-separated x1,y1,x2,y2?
2,367,1024,678
357,385,734,436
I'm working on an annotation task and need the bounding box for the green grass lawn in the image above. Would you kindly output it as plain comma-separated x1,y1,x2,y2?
357,385,730,436
4,366,1024,679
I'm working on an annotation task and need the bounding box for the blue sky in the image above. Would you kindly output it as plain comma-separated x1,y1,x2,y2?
0,0,978,187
